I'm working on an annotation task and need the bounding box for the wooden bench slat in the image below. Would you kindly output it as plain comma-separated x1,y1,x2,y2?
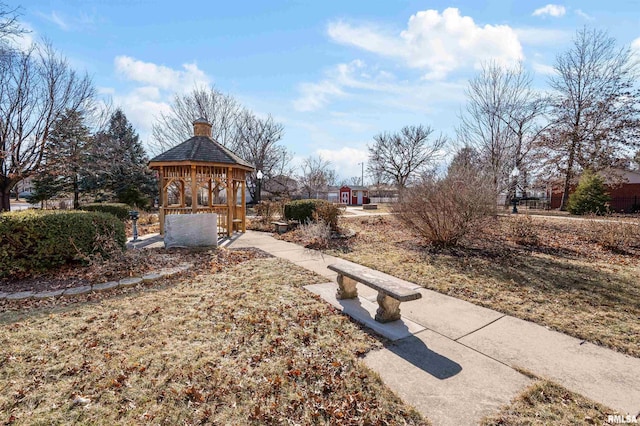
328,263,421,302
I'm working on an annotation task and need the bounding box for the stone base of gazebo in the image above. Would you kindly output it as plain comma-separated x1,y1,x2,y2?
159,205,245,237
164,213,218,248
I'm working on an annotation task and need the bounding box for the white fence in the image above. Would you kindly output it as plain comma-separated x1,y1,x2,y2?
370,196,397,204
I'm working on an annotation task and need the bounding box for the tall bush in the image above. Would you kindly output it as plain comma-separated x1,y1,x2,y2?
312,202,341,231
284,199,330,223
567,170,610,215
254,200,285,224
0,210,126,277
393,169,494,248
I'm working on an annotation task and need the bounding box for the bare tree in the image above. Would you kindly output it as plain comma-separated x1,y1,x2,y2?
0,3,26,47
457,62,547,201
299,156,336,199
0,42,95,211
339,176,362,186
150,86,292,202
234,110,288,202
150,85,242,153
542,27,640,210
368,124,445,189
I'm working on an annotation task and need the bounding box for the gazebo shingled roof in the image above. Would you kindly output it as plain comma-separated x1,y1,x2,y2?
149,136,253,169
149,118,254,237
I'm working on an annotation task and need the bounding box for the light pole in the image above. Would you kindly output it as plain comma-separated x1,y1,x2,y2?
358,162,364,186
256,170,263,204
510,166,520,214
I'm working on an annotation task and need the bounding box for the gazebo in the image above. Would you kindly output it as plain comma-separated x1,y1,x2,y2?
149,118,254,237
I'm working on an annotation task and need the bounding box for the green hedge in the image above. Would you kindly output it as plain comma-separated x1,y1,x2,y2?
284,199,332,223
81,203,132,220
0,210,126,278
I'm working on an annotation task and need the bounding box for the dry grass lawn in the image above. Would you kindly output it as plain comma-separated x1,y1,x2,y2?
481,380,615,425
0,255,427,425
281,215,640,358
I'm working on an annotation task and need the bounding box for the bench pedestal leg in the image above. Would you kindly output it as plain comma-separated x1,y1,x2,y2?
336,275,358,299
375,292,401,323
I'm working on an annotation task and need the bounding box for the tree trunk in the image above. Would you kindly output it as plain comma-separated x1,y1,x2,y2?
1,188,11,212
73,177,80,209
559,140,577,211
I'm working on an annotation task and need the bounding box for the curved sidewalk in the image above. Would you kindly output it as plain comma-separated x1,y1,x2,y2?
229,230,640,425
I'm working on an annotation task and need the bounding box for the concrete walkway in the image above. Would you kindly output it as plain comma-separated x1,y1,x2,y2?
229,230,640,425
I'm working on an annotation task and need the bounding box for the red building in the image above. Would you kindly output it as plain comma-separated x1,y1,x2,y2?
339,185,370,206
550,169,640,212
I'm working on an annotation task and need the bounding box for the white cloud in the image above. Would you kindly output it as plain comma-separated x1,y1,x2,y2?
36,9,99,32
328,8,523,80
9,22,36,51
293,59,465,113
631,38,640,65
114,56,210,93
106,56,214,146
293,80,344,112
514,27,571,46
111,87,172,142
532,4,566,17
532,62,556,75
575,9,594,20
316,147,369,177
37,11,69,30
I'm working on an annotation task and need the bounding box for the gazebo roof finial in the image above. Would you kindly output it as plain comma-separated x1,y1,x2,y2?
193,117,212,137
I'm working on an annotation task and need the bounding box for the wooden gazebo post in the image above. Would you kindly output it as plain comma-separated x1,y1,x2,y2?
149,118,254,237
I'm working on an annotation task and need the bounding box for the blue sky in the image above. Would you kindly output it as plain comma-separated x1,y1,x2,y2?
17,1,640,181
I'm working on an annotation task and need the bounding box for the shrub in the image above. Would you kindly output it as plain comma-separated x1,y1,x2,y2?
284,199,332,224
393,171,494,248
567,170,610,215
312,202,342,231
586,218,640,253
0,210,126,278
116,185,150,209
81,203,132,220
299,220,333,249
254,200,285,224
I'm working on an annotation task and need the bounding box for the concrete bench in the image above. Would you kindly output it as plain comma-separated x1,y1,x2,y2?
271,221,288,234
327,263,422,323
363,204,378,210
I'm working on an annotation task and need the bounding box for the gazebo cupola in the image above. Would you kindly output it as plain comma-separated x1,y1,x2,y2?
149,118,254,237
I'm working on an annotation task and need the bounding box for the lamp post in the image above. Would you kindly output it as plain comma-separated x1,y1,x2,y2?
129,210,139,242
510,166,520,214
256,170,263,204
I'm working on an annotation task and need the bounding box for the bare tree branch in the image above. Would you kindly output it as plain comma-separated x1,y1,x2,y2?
368,124,445,189
0,41,95,211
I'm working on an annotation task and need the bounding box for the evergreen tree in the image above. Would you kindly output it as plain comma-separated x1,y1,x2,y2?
28,172,64,207
91,109,156,207
567,170,610,215
44,109,92,208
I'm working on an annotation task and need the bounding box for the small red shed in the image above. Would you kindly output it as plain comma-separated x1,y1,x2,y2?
339,185,370,206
